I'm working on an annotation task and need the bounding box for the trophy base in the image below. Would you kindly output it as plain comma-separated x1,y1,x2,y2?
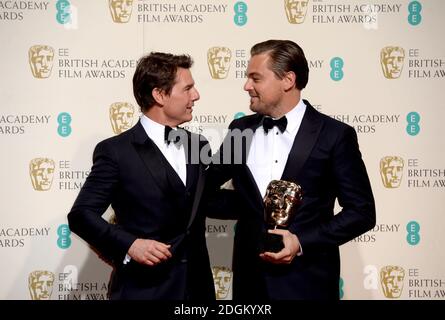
258,232,284,253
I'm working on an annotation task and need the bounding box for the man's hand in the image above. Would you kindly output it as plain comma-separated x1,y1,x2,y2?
259,229,300,264
128,239,172,266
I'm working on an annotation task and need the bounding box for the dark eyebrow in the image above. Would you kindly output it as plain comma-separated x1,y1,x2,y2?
247,72,262,78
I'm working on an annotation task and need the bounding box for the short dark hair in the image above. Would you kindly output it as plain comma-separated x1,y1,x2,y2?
250,40,309,90
133,52,193,112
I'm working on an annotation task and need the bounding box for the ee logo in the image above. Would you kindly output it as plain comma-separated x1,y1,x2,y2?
57,224,72,249
408,1,422,26
406,112,420,136
406,221,420,245
330,57,344,81
234,2,248,26
56,0,71,25
57,112,72,137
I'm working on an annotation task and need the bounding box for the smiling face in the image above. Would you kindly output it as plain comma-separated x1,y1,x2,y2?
244,53,287,117
159,67,200,126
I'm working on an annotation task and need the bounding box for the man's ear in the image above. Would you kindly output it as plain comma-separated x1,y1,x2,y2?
283,71,296,91
152,88,165,105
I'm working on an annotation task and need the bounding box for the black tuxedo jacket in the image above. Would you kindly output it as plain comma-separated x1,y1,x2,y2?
68,121,215,300
209,100,376,300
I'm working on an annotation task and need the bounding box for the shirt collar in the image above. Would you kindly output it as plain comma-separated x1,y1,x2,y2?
283,98,306,134
140,114,168,146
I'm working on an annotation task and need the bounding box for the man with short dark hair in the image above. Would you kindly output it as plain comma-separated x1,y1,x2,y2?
68,52,215,300
210,40,376,300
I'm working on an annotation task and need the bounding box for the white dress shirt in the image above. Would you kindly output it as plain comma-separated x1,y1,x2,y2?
140,114,187,185
247,99,306,198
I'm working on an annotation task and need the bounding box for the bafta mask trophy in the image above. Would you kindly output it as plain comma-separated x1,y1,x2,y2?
260,180,303,253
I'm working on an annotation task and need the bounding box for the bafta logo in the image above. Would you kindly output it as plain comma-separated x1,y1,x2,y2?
109,0,133,23
109,102,135,134
29,45,55,79
29,158,55,191
380,46,405,79
284,0,310,24
380,156,404,188
212,266,233,299
28,270,55,300
380,266,405,299
207,47,232,79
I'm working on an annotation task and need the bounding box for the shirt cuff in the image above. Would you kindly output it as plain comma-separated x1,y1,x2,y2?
296,245,303,256
123,254,131,265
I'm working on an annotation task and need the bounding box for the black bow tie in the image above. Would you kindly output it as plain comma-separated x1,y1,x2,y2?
164,126,184,146
262,116,287,133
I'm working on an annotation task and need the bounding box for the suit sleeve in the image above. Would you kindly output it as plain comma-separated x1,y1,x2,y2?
67,140,137,265
292,125,376,251
202,120,243,220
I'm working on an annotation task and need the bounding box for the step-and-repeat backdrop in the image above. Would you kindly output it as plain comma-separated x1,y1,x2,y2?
1,0,444,300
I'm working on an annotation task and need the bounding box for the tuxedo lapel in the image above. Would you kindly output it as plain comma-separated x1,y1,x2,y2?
184,132,199,190
232,114,265,212
237,166,264,212
187,166,204,229
240,113,262,162
131,121,185,193
185,163,197,190
185,132,206,229
281,101,323,181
